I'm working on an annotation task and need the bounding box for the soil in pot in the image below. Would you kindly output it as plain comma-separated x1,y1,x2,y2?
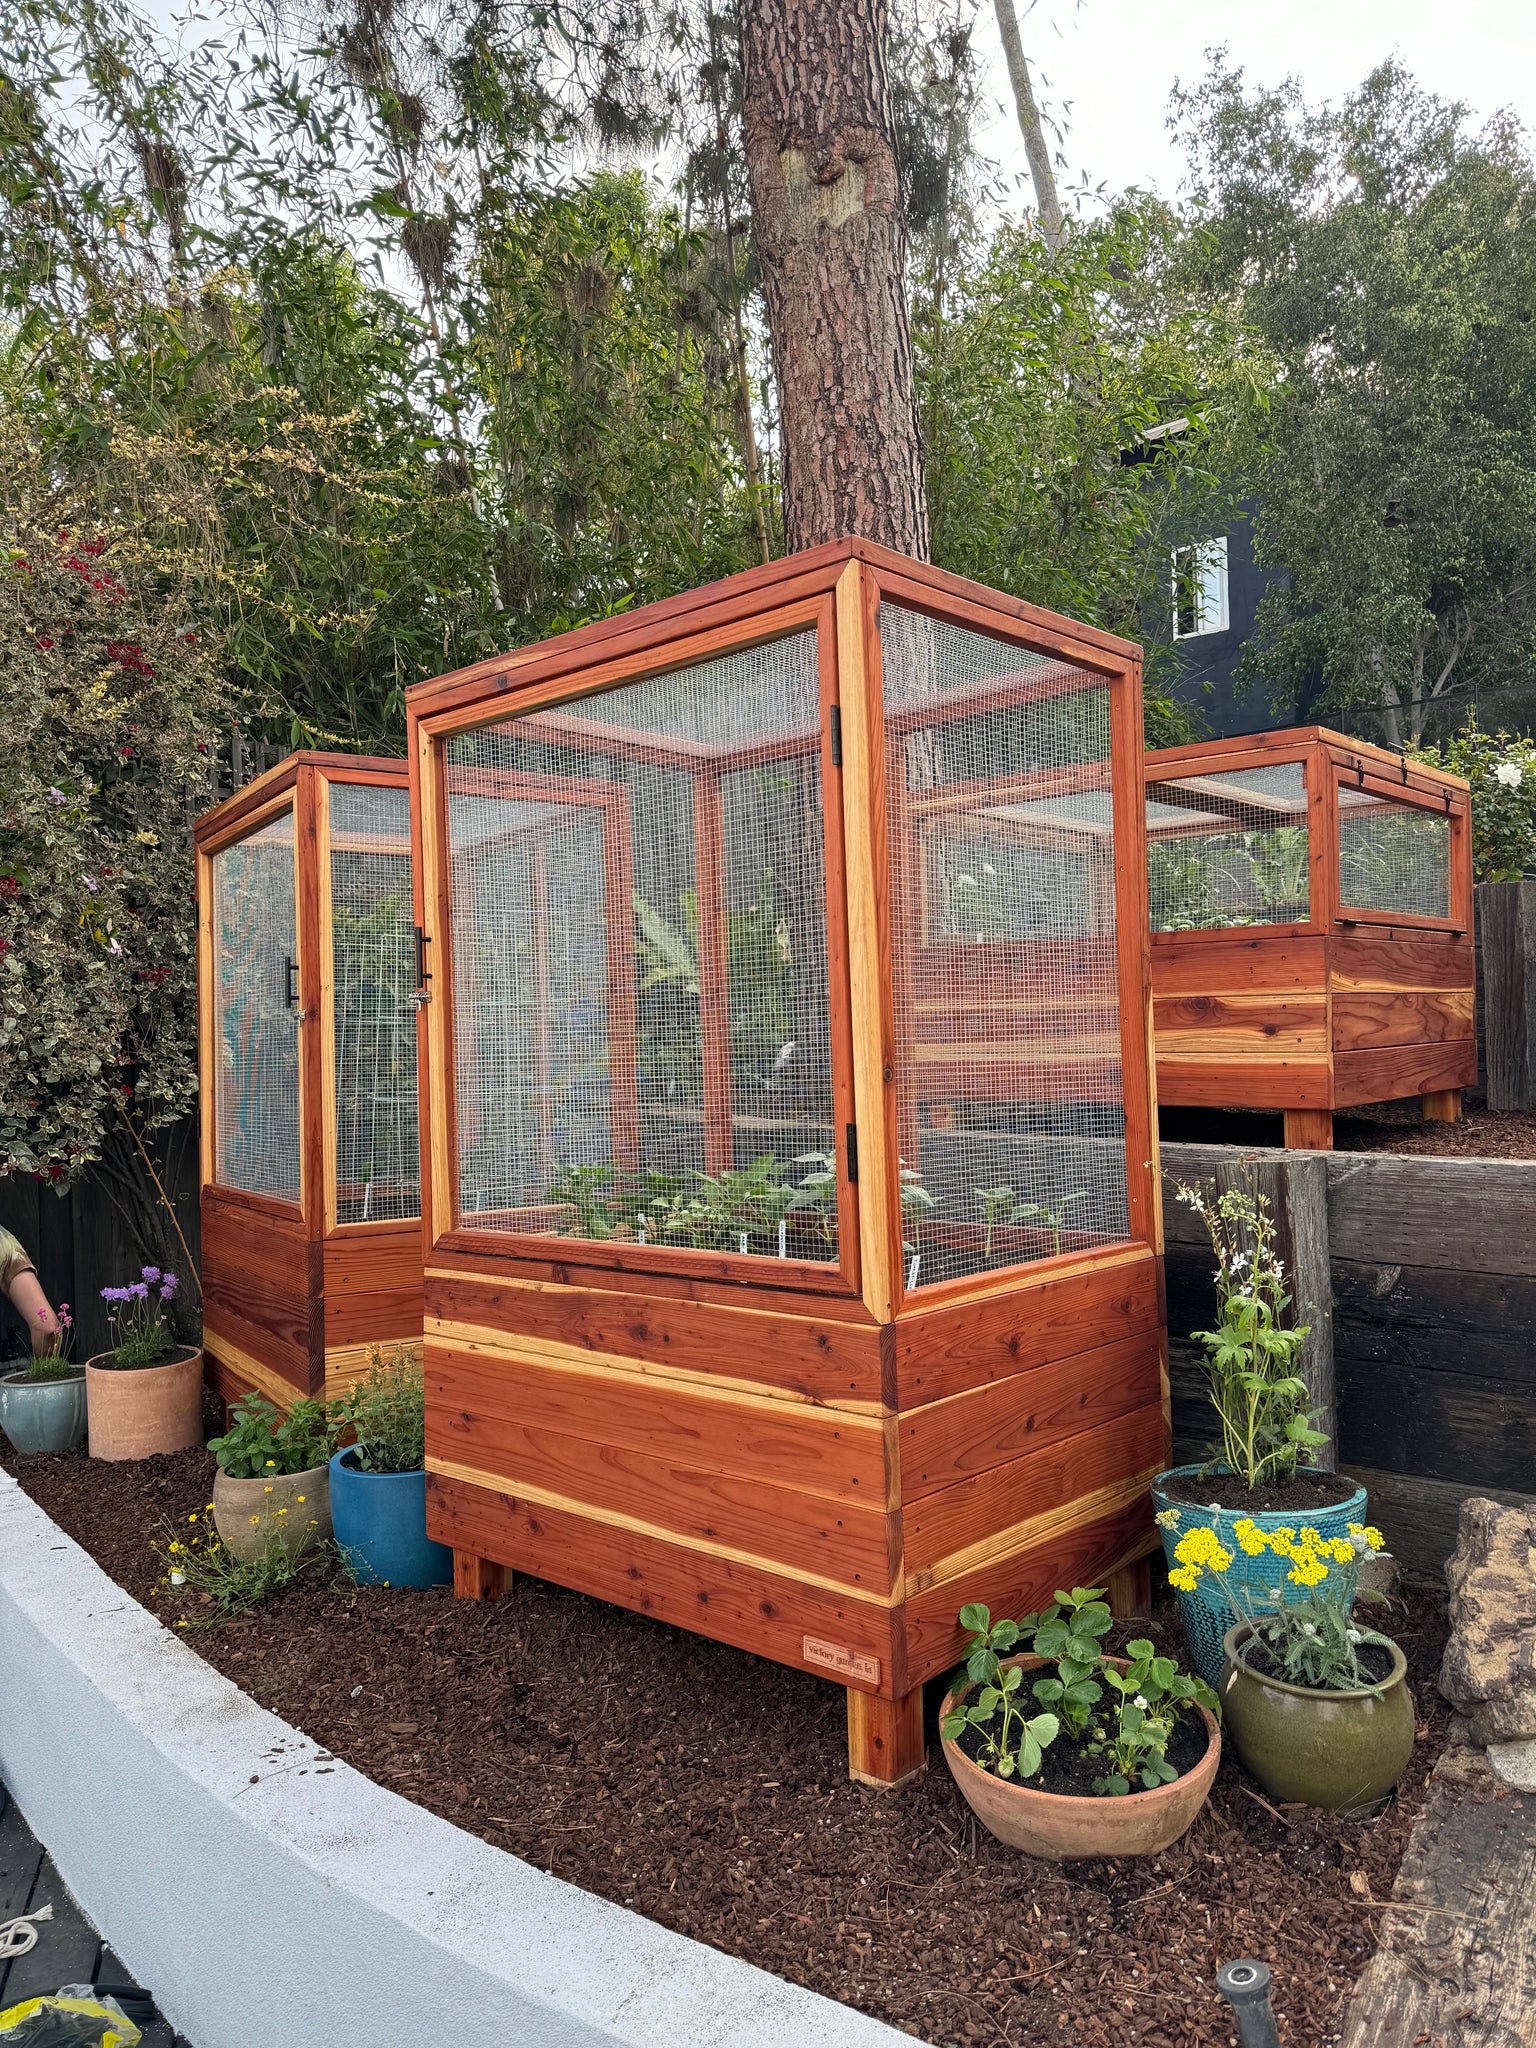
85,1347,203,1461
1157,1467,1360,1514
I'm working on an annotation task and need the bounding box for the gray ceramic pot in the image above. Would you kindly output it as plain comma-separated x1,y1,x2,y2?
0,1367,88,1454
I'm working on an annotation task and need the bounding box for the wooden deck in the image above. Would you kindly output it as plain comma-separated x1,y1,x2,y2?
0,1782,188,2043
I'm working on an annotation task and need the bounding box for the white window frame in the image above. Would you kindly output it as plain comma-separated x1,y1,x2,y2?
1171,536,1230,640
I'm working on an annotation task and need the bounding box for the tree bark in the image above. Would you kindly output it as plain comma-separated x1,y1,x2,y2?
993,0,1063,251
738,0,930,557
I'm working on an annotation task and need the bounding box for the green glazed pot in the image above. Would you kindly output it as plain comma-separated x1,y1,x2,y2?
1220,1622,1415,1817
0,1368,88,1454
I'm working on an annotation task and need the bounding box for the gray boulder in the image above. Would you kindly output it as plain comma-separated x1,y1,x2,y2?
1439,1496,1536,1745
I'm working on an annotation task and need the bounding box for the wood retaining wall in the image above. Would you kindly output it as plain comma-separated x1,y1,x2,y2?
1163,1141,1536,1576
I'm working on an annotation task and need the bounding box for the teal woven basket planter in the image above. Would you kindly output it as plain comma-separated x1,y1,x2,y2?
1151,1464,1369,1687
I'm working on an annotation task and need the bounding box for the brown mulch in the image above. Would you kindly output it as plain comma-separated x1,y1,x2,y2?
2,1444,1453,2048
1161,1098,1536,1159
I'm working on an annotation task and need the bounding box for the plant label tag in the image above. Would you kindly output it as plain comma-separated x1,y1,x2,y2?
802,1636,880,1685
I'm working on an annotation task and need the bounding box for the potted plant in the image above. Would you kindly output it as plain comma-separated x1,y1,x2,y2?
206,1392,341,1562
939,1589,1221,1858
1153,1170,1365,1683
85,1269,202,1461
0,1300,86,1454
329,1343,451,1587
1167,1517,1413,1815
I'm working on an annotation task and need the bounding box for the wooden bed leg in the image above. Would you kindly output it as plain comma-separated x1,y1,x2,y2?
1422,1088,1462,1125
452,1550,510,1601
1106,1558,1152,1624
847,1687,925,1789
1283,1109,1333,1151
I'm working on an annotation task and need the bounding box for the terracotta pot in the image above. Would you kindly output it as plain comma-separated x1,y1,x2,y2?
940,1654,1221,1859
85,1346,204,1461
0,1368,88,1454
212,1461,332,1562
1220,1622,1415,1817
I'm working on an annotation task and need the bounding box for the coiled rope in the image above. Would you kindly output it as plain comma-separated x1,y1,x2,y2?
0,1904,54,1958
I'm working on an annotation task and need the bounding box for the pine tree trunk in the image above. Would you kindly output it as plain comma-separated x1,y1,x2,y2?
738,0,930,558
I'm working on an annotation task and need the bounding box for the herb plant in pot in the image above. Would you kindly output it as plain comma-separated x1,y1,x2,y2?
1169,1518,1412,1815
939,1590,1221,1858
207,1393,340,1562
85,1269,202,1461
0,1301,85,1455
329,1344,450,1587
1152,1172,1365,1684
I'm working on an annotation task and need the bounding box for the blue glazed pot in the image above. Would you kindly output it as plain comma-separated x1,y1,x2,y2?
1151,1463,1369,1687
0,1368,88,1455
329,1449,452,1588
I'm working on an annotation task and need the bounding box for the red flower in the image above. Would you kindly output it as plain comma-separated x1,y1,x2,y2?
35,635,53,651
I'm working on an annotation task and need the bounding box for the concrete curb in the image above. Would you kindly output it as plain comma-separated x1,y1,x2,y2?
0,1471,908,2048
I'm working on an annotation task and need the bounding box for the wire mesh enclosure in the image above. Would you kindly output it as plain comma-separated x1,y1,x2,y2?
1145,729,1474,1147
197,757,424,1416
410,542,1164,1786
443,632,837,1261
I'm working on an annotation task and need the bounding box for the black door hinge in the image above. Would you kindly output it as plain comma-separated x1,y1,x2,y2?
846,1122,859,1185
829,704,843,768
284,955,298,1008
414,924,432,991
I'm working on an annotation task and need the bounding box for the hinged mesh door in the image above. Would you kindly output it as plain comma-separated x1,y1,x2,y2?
881,605,1129,1287
444,629,839,1261
330,783,419,1222
212,809,300,1199
1145,762,1310,930
1337,788,1451,918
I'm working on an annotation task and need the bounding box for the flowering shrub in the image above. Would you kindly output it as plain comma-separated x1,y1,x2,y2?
1409,721,1536,882
98,1266,181,1368
1,428,226,1203
1165,1512,1390,1691
1175,1167,1327,1489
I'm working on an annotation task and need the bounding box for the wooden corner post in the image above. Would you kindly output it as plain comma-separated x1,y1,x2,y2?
847,1688,925,1790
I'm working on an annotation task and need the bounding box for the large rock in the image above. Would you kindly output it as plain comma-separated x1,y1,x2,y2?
1439,1497,1536,1744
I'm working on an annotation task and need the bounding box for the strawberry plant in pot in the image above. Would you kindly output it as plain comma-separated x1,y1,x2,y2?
939,1591,1221,1859
1153,1169,1365,1683
85,1268,203,1461
1170,1517,1414,1816
207,1392,341,1562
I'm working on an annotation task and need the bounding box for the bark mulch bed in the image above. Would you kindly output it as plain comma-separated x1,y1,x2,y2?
1162,1098,1536,1159
3,1444,1452,2048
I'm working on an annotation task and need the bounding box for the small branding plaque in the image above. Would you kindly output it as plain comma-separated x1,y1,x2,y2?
802,1636,880,1685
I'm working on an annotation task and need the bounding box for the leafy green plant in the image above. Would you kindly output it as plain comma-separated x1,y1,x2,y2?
1167,1515,1392,1692
899,1162,936,1255
21,1300,75,1380
154,1502,325,1626
944,1592,1218,1797
1174,1168,1327,1489
940,1603,1060,1780
207,1392,342,1478
788,1152,838,1246
546,1163,618,1239
1010,1191,1088,1258
1088,1639,1218,1794
976,1184,1016,1258
338,1344,425,1474
1411,722,1536,882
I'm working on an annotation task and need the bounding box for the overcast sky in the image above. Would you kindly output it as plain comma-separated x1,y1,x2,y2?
972,0,1534,211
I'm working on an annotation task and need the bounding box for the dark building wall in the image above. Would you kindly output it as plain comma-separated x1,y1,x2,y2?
1162,506,1296,739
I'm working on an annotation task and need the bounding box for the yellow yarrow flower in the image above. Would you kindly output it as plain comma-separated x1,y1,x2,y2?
1232,1518,1267,1556
1168,1564,1200,1592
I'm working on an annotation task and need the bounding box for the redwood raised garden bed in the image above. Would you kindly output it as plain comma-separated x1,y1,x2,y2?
1,1442,1452,2048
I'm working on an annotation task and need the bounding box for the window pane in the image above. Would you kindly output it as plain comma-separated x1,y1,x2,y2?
882,605,1129,1286
1338,789,1451,917
213,809,300,1199
445,630,838,1260
1146,762,1310,929
330,783,419,1222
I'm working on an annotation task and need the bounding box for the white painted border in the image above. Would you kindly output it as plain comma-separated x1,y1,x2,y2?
0,1472,907,2048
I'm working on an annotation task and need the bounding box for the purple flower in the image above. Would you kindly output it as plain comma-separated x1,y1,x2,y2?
100,1286,124,1302
47,788,67,806
160,1273,179,1297
129,1281,149,1301
141,1266,160,1283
